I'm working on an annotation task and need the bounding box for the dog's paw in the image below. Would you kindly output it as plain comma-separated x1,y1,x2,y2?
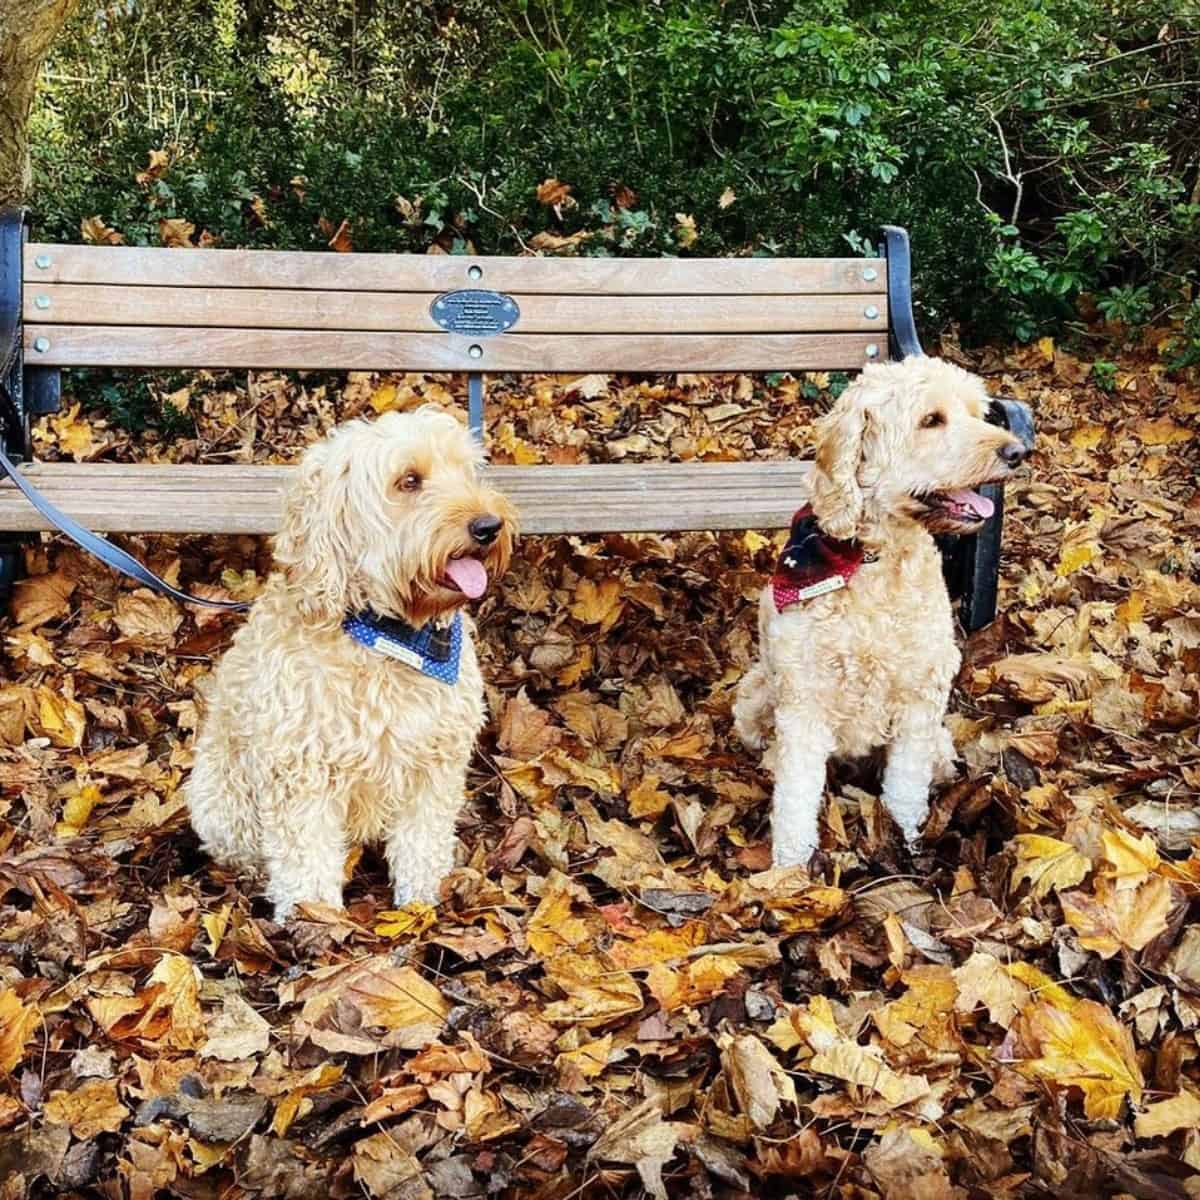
772,839,818,871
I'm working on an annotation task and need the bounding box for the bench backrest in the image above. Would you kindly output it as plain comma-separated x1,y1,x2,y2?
19,227,919,375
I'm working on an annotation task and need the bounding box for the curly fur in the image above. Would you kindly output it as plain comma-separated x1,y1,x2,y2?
186,407,515,918
734,357,1027,865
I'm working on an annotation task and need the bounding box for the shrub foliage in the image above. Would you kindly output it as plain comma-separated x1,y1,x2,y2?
31,0,1200,342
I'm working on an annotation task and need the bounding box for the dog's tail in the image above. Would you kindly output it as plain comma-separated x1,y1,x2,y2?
733,660,774,751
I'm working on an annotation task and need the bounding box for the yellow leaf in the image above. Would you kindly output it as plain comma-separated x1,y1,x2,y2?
542,953,643,1027
49,404,96,461
374,902,437,940
1036,337,1055,363
34,686,86,748
742,530,770,555
570,577,624,628
718,187,737,210
606,923,706,970
1060,875,1172,959
44,1078,130,1138
202,905,231,956
1134,1090,1200,1139
1116,591,1145,624
1010,834,1091,899
954,951,1029,1028
347,966,449,1031
1056,542,1100,577
56,783,101,838
674,212,698,249
1013,995,1142,1119
370,383,399,413
557,1033,612,1079
628,774,671,819
0,989,38,1075
1070,424,1106,450
158,217,196,247
1101,827,1160,889
145,953,205,1049
645,953,741,1012
80,215,124,244
1133,417,1193,446
527,871,594,959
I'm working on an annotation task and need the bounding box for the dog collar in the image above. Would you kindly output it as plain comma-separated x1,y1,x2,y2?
343,609,463,685
771,507,875,612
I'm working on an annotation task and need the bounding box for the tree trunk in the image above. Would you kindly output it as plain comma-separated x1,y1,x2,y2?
0,0,79,207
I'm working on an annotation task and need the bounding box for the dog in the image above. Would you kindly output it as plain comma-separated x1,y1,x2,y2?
733,357,1028,865
186,407,515,919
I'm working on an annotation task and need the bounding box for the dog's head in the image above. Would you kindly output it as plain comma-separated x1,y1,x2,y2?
273,407,516,626
809,357,1030,539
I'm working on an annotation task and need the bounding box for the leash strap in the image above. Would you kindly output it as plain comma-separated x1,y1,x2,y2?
0,445,250,612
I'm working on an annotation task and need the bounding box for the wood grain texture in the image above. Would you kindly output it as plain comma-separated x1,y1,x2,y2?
24,243,887,296
0,460,813,534
24,326,887,370
25,284,888,334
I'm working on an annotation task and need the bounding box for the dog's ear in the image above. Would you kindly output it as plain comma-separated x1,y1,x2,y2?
809,390,869,539
272,440,357,622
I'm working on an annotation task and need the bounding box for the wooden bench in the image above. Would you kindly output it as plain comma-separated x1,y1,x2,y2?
0,213,1027,629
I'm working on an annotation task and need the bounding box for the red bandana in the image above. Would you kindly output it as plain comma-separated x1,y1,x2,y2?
771,507,869,612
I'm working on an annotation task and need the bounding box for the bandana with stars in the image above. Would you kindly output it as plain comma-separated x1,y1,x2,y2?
343,609,463,685
771,506,872,612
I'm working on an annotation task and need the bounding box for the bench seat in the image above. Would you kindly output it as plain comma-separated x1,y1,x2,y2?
0,460,812,536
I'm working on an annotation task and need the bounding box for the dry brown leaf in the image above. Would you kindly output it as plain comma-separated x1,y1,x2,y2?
1010,834,1091,899
0,988,38,1075
590,1098,679,1200
44,1078,130,1139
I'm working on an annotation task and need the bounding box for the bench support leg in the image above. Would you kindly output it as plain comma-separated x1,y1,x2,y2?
948,484,1003,633
467,372,485,444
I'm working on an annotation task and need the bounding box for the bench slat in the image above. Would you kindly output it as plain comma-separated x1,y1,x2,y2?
25,244,886,296
0,461,812,535
26,285,888,335
24,326,885,371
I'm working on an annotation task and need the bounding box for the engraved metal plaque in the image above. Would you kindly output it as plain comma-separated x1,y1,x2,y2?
430,289,520,336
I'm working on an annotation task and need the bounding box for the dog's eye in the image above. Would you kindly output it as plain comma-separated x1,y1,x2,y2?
398,471,422,492
920,411,946,429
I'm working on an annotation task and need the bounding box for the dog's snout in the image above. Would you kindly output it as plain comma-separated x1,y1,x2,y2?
997,441,1027,468
469,514,503,546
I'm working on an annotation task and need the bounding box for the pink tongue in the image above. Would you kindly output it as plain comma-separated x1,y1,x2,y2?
945,489,995,519
444,556,488,599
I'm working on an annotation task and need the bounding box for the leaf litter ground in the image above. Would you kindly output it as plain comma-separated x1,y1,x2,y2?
1,329,1199,1199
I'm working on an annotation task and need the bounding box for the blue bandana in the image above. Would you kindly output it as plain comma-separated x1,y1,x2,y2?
342,610,463,686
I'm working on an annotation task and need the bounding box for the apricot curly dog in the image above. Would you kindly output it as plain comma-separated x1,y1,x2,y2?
187,407,515,919
734,357,1028,866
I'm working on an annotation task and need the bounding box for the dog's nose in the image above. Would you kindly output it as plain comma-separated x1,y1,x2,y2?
469,514,503,546
997,441,1027,468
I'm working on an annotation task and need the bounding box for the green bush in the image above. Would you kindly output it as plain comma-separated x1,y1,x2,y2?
30,0,1200,348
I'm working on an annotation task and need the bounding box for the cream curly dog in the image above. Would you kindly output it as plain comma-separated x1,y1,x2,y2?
734,357,1028,865
187,407,515,919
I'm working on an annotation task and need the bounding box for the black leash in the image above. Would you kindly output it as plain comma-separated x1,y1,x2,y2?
0,444,250,613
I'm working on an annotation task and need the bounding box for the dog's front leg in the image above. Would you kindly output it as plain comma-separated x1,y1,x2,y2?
772,706,834,867
384,777,462,907
260,769,350,921
882,716,941,845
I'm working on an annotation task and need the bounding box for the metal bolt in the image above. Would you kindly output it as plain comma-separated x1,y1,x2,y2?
864,304,879,320
862,266,878,282
34,295,50,310
34,254,51,270
468,344,483,359
865,343,880,359
467,264,482,280
503,300,514,310
33,337,50,353
435,299,445,309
